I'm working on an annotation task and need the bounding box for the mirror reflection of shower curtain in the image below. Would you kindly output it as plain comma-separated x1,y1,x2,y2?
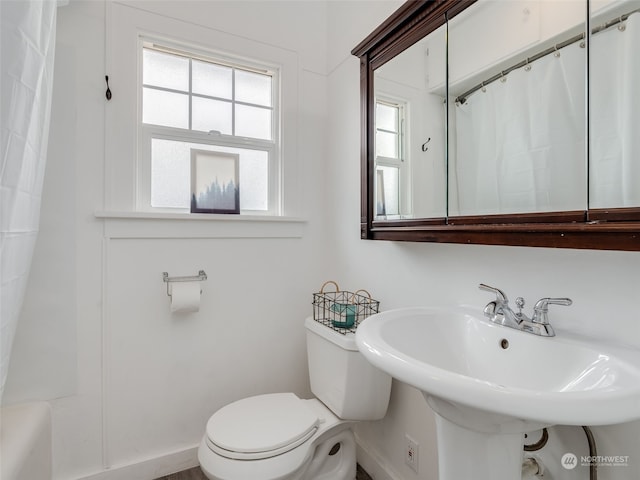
452,42,586,216
590,12,640,209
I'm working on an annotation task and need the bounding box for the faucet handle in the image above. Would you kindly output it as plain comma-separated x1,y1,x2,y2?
532,297,572,324
479,284,508,303
515,297,525,314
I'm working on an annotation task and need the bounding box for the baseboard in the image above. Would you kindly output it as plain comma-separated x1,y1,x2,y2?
355,434,403,480
76,445,199,480
77,436,393,480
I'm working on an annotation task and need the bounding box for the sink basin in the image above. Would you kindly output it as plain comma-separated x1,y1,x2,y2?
356,306,640,428
356,306,640,480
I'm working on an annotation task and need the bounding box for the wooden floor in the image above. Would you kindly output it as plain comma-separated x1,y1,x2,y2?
155,467,206,480
155,463,373,480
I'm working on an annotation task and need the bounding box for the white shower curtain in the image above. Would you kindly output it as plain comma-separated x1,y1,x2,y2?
0,0,57,400
452,41,586,216
590,12,640,208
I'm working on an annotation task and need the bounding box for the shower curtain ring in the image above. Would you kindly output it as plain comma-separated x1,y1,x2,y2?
500,72,507,83
553,46,560,58
524,59,531,72
481,82,486,93
618,18,626,31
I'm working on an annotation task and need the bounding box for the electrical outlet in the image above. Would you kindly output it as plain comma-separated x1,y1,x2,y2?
405,434,419,473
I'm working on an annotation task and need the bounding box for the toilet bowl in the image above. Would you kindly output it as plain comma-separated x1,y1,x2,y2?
198,394,356,480
198,317,392,480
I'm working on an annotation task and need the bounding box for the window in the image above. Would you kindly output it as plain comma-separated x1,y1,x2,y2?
106,4,299,220
375,99,406,217
139,41,280,214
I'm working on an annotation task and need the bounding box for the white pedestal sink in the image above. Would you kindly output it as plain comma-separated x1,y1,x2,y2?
355,307,640,480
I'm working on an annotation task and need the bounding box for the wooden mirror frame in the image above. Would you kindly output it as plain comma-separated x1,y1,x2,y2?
352,0,640,251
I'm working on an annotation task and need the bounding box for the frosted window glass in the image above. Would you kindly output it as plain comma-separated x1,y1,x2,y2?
377,166,399,215
235,148,269,211
151,139,191,208
151,138,269,211
236,105,272,140
143,49,189,91
193,60,232,99
377,103,398,132
143,88,189,129
236,70,272,107
192,97,232,134
376,130,398,159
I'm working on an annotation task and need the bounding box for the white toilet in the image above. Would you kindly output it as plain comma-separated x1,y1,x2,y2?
198,317,392,480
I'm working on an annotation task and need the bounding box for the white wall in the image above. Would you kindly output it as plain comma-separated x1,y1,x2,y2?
328,3,640,480
4,1,331,478
4,1,640,480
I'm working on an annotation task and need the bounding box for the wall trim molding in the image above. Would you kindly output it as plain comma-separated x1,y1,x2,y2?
95,212,307,239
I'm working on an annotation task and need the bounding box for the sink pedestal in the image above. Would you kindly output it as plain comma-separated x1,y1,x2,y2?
426,396,535,480
434,414,524,480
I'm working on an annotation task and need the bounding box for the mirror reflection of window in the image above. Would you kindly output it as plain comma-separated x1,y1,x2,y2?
375,100,404,217
373,26,447,220
376,101,401,159
376,165,401,216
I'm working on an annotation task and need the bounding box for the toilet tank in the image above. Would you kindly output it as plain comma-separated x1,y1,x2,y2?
305,317,391,421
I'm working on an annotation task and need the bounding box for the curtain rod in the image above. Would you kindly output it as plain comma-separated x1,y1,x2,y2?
455,8,640,105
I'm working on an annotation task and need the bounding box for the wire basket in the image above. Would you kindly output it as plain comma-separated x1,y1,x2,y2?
312,281,380,334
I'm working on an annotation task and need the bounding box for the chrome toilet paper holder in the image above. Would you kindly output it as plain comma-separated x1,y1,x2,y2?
163,270,207,296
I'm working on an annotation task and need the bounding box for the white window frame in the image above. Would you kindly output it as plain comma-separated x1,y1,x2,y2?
137,38,281,215
104,3,300,219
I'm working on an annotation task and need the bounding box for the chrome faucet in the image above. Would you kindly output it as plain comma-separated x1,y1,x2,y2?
478,284,522,329
479,284,572,337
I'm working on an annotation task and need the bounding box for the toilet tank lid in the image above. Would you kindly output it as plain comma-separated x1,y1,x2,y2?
206,393,319,455
304,317,358,351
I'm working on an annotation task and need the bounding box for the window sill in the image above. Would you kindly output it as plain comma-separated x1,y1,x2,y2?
95,211,307,239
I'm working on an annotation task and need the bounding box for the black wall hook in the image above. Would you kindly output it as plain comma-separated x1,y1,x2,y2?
421,137,431,152
105,75,112,100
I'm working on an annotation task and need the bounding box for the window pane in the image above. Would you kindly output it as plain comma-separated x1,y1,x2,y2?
151,139,191,208
376,103,398,132
376,130,399,159
235,70,272,107
192,97,232,134
150,138,269,211
235,104,272,140
210,146,268,211
143,49,189,91
193,60,232,99
235,148,268,211
377,166,399,216
240,150,269,212
143,88,189,129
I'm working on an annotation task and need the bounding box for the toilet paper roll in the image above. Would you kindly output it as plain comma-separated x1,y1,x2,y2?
170,282,201,313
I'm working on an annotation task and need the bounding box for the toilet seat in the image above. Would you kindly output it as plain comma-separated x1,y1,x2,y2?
205,393,320,460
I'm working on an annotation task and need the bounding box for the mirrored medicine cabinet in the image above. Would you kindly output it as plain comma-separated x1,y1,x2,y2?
352,0,640,250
